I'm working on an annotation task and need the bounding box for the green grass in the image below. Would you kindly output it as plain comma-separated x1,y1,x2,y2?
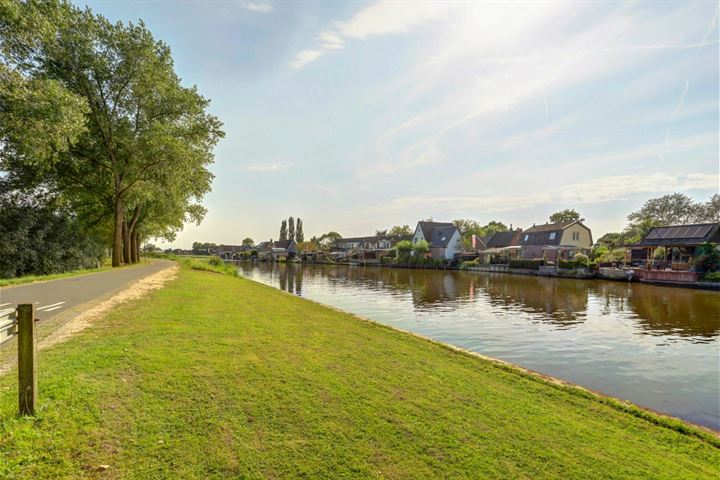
0,267,718,479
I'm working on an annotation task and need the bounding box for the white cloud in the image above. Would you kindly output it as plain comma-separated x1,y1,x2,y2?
247,162,293,172
290,1,459,68
376,173,718,214
290,50,324,69
241,1,273,13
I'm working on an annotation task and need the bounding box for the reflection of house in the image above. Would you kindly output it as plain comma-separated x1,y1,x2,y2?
412,221,462,260
477,229,523,263
630,223,720,282
518,221,592,261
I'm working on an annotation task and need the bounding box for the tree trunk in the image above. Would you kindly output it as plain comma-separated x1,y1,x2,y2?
112,196,123,267
122,219,131,265
127,206,141,264
131,230,139,264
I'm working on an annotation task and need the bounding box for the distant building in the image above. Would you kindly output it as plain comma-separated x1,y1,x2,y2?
412,221,462,260
209,244,250,259
518,220,593,261
334,234,412,261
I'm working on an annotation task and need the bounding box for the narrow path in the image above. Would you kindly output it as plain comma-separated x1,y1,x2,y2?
0,260,174,345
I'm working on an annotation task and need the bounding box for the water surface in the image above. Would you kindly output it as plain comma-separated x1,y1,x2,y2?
240,263,720,429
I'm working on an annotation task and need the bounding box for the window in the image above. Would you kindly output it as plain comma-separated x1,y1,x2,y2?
524,234,529,242
549,232,556,240
572,232,579,241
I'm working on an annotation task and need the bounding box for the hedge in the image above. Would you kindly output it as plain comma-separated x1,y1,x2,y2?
509,259,544,270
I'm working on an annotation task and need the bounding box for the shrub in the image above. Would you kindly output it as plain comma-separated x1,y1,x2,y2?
460,260,478,270
509,259,544,270
693,243,720,274
702,271,720,282
412,239,430,257
572,253,589,267
207,256,224,267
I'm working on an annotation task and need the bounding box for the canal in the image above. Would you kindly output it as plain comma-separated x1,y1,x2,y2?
239,262,720,430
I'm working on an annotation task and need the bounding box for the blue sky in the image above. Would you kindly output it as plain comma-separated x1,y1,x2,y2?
78,0,719,247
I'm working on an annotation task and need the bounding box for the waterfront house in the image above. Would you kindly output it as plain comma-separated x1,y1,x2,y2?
518,220,593,261
477,229,523,263
630,223,720,282
412,221,462,260
335,234,412,262
272,239,297,260
209,244,249,259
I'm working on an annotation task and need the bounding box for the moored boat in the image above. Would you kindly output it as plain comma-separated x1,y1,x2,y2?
598,267,634,281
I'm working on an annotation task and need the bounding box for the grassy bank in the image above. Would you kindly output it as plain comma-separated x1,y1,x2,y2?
0,266,717,478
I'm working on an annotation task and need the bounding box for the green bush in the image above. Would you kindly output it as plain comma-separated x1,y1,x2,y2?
693,243,720,274
460,260,478,270
702,271,720,282
179,257,238,277
207,256,224,267
509,259,544,270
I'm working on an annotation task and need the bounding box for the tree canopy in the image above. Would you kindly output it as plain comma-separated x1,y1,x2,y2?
549,209,581,224
0,0,223,268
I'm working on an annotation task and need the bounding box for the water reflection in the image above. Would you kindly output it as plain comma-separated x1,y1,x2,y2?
244,263,719,340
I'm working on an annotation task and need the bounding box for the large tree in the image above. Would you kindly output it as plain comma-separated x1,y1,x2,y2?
1,1,222,266
242,237,254,246
279,219,287,241
288,216,295,241
295,218,304,242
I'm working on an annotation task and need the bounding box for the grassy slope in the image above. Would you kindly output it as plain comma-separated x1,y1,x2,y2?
0,267,717,479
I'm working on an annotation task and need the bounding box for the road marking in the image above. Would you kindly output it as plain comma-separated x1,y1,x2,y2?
43,306,64,312
38,302,65,311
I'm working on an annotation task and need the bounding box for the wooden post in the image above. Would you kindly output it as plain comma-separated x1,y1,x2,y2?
17,304,36,416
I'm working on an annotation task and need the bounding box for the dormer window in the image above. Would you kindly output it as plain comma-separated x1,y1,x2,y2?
524,234,529,241
549,232,556,240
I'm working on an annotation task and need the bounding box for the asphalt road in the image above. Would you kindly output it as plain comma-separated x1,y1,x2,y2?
0,260,173,342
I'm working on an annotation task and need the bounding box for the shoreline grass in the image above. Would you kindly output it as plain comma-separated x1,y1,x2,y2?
0,265,717,478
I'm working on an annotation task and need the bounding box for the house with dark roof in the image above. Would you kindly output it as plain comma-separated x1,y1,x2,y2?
518,220,593,261
476,229,523,263
256,239,297,260
335,234,411,253
412,221,462,260
630,223,720,270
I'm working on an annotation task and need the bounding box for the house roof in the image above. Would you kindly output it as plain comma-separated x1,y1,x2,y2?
523,221,572,233
256,241,272,250
337,234,411,244
635,223,720,247
520,220,593,246
414,221,458,248
273,239,296,249
486,230,522,248
416,221,455,242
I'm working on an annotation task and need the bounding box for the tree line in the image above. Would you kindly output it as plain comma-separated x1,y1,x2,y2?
0,1,223,276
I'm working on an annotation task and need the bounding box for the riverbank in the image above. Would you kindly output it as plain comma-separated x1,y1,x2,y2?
2,265,717,478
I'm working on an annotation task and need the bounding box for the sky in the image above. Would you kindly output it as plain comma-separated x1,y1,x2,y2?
77,0,719,247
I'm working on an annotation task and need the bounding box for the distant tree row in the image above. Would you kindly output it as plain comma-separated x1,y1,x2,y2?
0,1,223,276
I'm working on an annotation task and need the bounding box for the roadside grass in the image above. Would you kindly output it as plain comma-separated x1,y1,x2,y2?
0,258,147,288
0,266,718,478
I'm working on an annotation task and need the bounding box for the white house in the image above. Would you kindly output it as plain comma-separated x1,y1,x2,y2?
412,221,462,260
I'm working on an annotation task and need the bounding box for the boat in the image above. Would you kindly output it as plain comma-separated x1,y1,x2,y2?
598,267,634,281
